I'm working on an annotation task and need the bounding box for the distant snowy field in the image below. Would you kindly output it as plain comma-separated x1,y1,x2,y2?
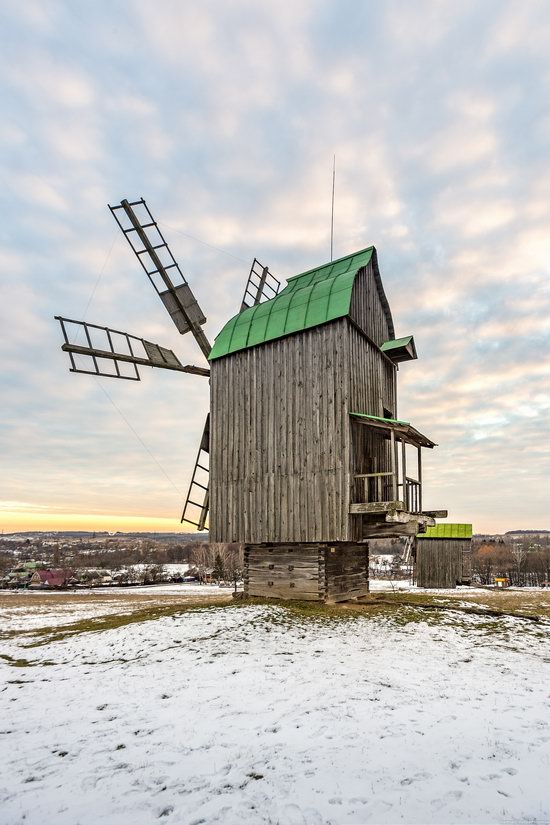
1,597,549,825
0,584,228,631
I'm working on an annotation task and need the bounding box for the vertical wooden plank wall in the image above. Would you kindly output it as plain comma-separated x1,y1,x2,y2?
416,539,465,588
347,325,397,541
349,263,393,346
461,541,472,583
210,321,351,543
210,260,398,545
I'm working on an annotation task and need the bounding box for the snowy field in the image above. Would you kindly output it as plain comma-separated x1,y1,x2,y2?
0,584,228,631
1,592,549,825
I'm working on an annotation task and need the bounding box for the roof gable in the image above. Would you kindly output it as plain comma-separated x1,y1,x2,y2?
210,246,393,360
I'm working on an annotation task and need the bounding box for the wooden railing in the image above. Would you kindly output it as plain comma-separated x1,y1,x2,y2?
405,477,421,513
352,472,422,513
354,472,394,506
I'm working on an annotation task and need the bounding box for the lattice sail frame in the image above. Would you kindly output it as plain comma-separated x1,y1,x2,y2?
109,198,211,358
240,258,281,311
55,317,209,381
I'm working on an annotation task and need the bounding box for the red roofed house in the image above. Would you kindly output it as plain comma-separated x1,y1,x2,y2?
29,569,73,589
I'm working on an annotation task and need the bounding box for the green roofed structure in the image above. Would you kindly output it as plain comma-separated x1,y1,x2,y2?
415,524,473,588
55,195,448,604
419,523,473,540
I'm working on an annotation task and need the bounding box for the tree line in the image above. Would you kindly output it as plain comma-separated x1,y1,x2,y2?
471,539,550,586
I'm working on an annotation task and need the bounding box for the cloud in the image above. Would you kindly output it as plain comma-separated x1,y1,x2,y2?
0,0,549,534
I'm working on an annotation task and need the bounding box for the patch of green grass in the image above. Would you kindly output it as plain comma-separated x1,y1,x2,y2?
4,590,546,665
19,602,225,648
0,653,56,668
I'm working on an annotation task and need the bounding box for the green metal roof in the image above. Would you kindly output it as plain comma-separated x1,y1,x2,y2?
350,412,437,448
350,412,410,426
419,523,473,540
209,247,376,360
381,335,413,353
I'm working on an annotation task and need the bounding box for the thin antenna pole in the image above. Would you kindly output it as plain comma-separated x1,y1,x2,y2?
330,154,336,261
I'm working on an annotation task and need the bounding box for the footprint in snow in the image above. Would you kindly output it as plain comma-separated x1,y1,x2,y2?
401,771,431,786
282,803,313,825
431,790,463,809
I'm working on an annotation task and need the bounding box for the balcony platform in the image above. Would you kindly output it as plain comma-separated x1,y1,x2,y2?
349,500,448,538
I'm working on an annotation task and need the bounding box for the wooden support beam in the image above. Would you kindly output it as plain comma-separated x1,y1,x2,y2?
385,511,434,525
354,472,393,478
401,439,407,510
390,429,397,501
417,446,422,512
350,501,405,514
420,509,448,519
182,365,211,377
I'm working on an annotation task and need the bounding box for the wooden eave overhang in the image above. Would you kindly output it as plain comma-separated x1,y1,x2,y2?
349,412,437,449
380,334,417,364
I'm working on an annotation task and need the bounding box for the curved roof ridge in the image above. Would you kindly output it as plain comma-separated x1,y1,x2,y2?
286,245,375,282
209,245,394,360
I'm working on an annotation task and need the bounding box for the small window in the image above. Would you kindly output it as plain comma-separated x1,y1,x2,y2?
383,407,394,420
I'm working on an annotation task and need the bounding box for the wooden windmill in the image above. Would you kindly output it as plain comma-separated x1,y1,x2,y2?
56,198,280,534
57,198,446,603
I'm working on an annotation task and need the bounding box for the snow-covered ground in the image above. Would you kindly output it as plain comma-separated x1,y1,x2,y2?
369,579,491,594
1,598,549,824
0,584,228,631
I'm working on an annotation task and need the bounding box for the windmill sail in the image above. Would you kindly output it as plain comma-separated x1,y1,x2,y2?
55,317,209,381
181,414,209,530
240,258,281,311
109,198,212,360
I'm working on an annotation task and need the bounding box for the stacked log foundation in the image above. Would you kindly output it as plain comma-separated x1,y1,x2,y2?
244,543,369,603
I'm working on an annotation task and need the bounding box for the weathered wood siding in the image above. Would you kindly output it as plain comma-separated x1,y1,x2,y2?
416,538,470,588
211,320,352,543
244,543,369,602
347,324,397,541
461,541,472,583
210,309,396,544
349,260,393,346
348,324,396,416
244,544,325,601
325,545,369,602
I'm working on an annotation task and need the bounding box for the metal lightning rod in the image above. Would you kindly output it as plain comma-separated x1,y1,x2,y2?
330,154,336,261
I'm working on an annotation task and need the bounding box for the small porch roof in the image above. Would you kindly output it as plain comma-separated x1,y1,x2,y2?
349,412,437,449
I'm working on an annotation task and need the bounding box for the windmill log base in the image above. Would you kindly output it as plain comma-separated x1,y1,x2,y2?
243,543,370,604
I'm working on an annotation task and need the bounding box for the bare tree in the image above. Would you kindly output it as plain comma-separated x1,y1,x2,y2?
191,543,212,583
510,544,526,586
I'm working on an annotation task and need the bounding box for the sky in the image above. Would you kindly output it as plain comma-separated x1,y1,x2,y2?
0,0,549,535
